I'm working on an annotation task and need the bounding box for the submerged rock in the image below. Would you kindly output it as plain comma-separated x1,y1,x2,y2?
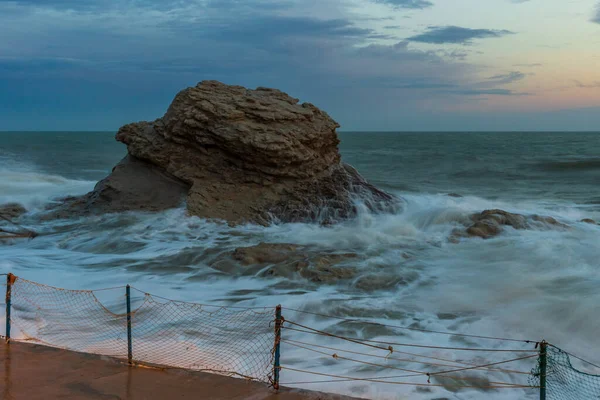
353,274,409,291
465,209,527,239
530,215,569,228
0,203,37,240
217,242,357,283
581,218,598,225
454,209,570,240
232,243,299,265
58,81,397,224
0,203,27,219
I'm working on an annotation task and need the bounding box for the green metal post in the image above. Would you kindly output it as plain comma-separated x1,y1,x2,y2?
5,274,14,342
126,285,133,365
540,340,547,400
273,305,282,390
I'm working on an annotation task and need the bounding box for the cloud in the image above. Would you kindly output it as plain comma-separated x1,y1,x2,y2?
485,71,527,85
513,63,543,67
593,2,600,23
407,26,515,45
0,0,537,130
209,16,375,42
436,49,471,61
448,89,529,96
396,82,456,89
0,0,482,126
373,0,433,9
574,80,600,88
0,0,98,7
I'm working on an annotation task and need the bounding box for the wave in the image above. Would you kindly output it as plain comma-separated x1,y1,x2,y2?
535,159,600,172
0,168,95,210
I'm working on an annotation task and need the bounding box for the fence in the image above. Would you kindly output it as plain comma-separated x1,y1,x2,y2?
2,273,600,399
1,273,278,384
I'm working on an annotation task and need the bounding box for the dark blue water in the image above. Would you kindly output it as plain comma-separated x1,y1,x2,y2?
340,132,600,206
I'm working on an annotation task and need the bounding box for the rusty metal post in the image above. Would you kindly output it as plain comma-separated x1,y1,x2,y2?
126,285,133,365
273,305,282,390
540,340,547,400
5,274,16,342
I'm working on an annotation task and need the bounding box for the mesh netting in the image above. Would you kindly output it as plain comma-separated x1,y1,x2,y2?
128,293,276,380
530,345,600,399
8,277,277,382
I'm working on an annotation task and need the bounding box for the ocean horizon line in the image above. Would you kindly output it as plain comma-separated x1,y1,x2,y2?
1,130,600,134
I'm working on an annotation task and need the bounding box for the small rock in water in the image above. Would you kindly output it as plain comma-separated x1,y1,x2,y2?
447,193,463,198
220,242,358,283
466,219,503,239
232,243,299,265
353,274,408,291
459,209,570,240
581,218,598,225
0,203,27,219
530,214,569,228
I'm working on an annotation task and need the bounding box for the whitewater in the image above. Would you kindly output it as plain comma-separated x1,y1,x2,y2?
1,131,600,399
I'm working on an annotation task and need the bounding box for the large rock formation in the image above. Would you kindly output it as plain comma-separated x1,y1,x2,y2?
59,81,396,224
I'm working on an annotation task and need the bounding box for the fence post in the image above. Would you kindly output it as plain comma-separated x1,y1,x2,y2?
540,340,547,400
126,285,133,365
273,305,282,390
5,273,15,343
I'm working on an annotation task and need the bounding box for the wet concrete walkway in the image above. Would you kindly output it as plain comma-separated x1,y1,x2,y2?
0,341,359,400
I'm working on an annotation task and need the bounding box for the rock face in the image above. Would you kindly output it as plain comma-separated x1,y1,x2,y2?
49,156,190,218
63,81,396,224
454,209,569,240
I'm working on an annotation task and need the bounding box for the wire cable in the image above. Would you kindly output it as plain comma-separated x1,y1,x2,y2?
284,340,532,387
282,339,532,375
283,307,534,343
279,366,537,389
283,321,537,353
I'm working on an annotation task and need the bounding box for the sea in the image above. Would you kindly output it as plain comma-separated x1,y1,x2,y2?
1,131,600,399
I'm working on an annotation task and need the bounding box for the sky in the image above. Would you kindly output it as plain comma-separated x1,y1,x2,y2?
1,0,599,131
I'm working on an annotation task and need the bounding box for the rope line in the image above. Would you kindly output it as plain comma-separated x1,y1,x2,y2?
16,277,96,293
279,366,537,389
129,286,274,311
283,321,537,353
426,355,538,377
549,345,600,370
284,341,530,387
282,339,532,375
283,307,534,343
286,341,424,376
90,285,128,292
285,327,503,368
7,277,273,311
